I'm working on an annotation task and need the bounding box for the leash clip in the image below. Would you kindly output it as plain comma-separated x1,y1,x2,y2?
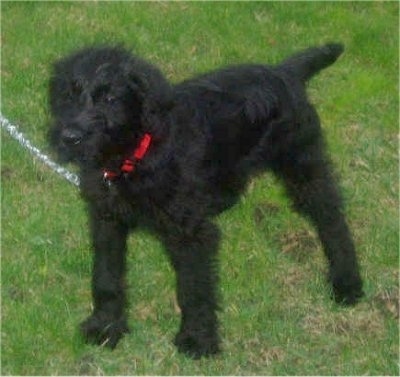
103,170,119,186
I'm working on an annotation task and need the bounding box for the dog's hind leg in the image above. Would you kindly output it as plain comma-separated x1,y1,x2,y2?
163,220,221,358
272,137,363,305
80,211,130,349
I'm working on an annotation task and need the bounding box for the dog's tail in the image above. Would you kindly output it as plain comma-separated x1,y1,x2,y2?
279,42,344,82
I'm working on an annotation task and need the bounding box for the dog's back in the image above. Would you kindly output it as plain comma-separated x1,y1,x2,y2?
172,43,344,184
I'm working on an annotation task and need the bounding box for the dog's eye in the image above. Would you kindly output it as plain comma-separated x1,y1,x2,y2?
106,95,116,104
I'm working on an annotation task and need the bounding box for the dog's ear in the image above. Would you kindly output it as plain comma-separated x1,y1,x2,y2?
123,58,174,137
124,60,173,107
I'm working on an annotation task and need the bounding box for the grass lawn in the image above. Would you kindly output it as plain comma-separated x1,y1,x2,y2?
1,1,398,375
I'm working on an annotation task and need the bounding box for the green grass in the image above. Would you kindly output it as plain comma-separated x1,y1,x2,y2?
1,1,398,375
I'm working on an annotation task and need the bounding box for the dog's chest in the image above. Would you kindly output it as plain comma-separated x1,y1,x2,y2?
100,180,161,224
102,182,138,216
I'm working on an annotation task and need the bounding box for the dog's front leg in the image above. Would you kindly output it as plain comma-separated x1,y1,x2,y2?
164,221,221,359
80,210,130,349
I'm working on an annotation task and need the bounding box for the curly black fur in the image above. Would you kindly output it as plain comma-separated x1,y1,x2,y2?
48,43,363,358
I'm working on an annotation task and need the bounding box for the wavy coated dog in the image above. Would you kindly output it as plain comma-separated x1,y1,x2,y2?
48,43,363,358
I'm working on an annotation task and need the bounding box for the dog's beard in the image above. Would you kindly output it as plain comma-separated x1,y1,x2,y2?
52,121,138,169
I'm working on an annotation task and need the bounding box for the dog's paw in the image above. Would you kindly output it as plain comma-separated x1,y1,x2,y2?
174,330,220,359
331,272,364,306
80,314,129,349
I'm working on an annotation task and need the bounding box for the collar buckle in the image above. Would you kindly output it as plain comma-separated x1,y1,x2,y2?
102,133,152,183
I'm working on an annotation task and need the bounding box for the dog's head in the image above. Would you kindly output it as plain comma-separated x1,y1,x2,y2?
48,46,172,166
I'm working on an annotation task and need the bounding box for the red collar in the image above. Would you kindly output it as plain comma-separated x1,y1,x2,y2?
103,133,152,182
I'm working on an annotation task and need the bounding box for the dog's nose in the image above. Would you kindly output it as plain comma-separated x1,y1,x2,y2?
61,128,83,145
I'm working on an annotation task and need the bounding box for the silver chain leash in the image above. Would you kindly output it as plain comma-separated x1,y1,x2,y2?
1,114,80,187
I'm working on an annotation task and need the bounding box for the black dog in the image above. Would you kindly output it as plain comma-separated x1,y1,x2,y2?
48,43,363,358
